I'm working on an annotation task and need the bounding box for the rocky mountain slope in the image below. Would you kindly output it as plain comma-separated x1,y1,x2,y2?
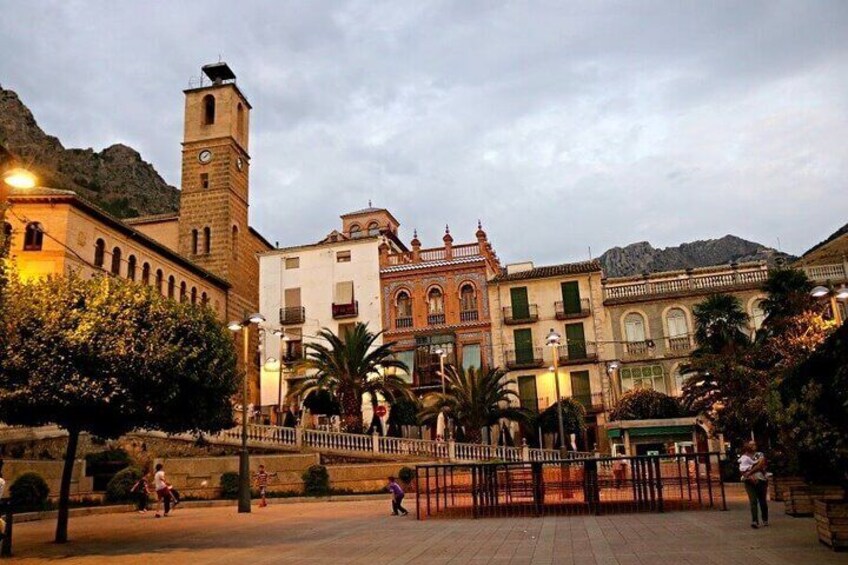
0,85,179,218
599,235,795,278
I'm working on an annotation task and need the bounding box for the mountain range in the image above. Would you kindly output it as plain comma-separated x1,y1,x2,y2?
0,85,795,277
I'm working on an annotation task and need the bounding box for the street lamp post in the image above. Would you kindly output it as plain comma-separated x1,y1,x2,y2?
434,347,448,439
227,312,266,514
545,329,568,459
811,285,847,326
2,166,37,221
272,329,290,424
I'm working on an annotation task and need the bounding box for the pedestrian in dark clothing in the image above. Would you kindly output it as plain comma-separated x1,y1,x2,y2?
387,476,408,516
739,441,769,528
130,475,151,513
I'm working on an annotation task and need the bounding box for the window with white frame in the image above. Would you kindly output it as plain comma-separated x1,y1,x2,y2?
666,308,688,338
620,364,666,393
624,312,646,342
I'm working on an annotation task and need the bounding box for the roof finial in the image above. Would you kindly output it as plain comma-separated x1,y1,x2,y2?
445,224,450,234
368,199,372,207
413,228,418,238
478,219,482,230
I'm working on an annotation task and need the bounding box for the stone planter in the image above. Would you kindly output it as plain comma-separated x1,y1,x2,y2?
785,486,845,517
815,499,848,551
769,476,805,502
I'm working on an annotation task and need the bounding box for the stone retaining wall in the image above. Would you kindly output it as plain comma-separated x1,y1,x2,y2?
1,459,92,500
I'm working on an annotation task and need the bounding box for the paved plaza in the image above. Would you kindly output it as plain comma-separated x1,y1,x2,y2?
5,489,846,564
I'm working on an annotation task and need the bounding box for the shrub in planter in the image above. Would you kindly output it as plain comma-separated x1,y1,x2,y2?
105,466,143,503
10,472,50,511
220,472,240,499
302,464,330,496
398,466,415,486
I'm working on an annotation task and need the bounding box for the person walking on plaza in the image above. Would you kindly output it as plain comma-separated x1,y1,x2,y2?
253,464,277,508
153,463,174,518
387,476,408,516
739,441,769,528
130,474,151,513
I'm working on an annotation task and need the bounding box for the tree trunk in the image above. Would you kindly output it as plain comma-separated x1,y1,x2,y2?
340,390,363,433
55,426,80,543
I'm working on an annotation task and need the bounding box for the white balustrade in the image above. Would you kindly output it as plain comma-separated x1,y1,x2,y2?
804,264,846,282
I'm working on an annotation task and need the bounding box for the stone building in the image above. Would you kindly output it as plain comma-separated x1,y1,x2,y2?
5,62,272,403
379,224,501,393
488,259,608,450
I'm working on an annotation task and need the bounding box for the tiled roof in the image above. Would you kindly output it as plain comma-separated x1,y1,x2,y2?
341,206,386,217
380,255,485,273
491,260,602,282
125,213,180,225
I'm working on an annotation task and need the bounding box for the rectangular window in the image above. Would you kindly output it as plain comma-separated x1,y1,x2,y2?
335,281,354,304
285,257,300,269
620,364,666,394
394,350,415,384
336,250,351,263
461,344,481,373
510,287,530,319
284,287,301,308
561,281,582,314
570,370,592,406
513,328,534,364
517,376,539,413
338,322,356,342
200,173,209,189
565,323,587,359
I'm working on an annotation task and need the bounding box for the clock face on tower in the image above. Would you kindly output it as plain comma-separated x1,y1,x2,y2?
198,149,213,164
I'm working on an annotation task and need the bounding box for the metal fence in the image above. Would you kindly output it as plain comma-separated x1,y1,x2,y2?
415,452,726,520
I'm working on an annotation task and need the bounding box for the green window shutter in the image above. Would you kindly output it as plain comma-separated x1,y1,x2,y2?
570,370,591,406
510,287,530,319
513,328,533,363
565,323,586,359
561,281,581,314
517,375,539,412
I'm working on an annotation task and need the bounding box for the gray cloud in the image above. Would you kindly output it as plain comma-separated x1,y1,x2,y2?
2,0,847,262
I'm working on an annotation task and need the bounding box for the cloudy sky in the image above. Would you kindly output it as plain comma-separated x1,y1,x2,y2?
2,1,847,263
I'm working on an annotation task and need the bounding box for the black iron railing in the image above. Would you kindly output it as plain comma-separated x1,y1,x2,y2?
503,305,539,325
460,310,479,322
505,347,545,369
332,301,358,319
395,316,413,329
556,341,598,364
415,452,726,520
555,299,591,320
279,306,306,325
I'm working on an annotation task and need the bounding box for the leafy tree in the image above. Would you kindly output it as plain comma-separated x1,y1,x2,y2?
419,367,530,444
0,274,238,542
692,293,750,355
537,398,586,449
609,389,682,421
387,396,420,437
758,268,814,328
289,323,411,433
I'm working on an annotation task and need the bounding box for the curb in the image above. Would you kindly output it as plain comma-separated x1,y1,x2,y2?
11,493,390,523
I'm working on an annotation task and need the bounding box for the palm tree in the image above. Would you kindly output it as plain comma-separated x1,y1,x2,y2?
288,323,413,433
419,366,530,444
759,268,815,330
692,294,750,355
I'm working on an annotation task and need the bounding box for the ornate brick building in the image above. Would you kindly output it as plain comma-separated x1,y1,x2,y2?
379,223,501,391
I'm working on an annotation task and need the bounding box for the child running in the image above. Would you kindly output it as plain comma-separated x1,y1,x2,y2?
153,463,174,518
253,464,277,508
130,473,151,513
387,476,408,516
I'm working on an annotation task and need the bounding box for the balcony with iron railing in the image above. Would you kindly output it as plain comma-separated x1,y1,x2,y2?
283,343,304,365
427,312,446,325
572,391,606,413
666,335,692,355
555,299,591,320
279,306,306,325
624,340,654,360
505,347,545,370
503,304,539,325
556,341,598,365
395,316,413,329
332,300,358,319
460,309,479,322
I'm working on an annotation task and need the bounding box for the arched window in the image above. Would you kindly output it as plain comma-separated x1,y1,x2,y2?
203,94,215,125
231,225,239,259
127,255,137,281
179,281,187,303
397,291,411,317
751,299,767,332
156,269,164,293
94,238,106,268
23,222,43,251
191,287,197,305
624,312,646,342
237,103,245,136
666,308,688,338
167,275,175,299
142,262,151,285
428,287,444,314
349,224,362,239
203,227,211,254
201,291,208,305
111,247,122,275
460,283,476,312
367,221,380,236
191,229,199,255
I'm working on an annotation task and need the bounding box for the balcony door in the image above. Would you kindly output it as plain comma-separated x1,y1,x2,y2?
510,287,530,320
513,328,534,364
565,323,586,359
518,375,539,413
561,281,581,315
570,370,591,406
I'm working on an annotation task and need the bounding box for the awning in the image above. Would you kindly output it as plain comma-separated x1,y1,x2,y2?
606,425,693,440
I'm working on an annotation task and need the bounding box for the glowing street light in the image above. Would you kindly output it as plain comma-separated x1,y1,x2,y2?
3,167,37,189
810,286,845,325
545,328,568,458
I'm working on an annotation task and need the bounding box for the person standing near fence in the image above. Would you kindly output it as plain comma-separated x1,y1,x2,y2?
739,441,768,528
387,476,408,516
